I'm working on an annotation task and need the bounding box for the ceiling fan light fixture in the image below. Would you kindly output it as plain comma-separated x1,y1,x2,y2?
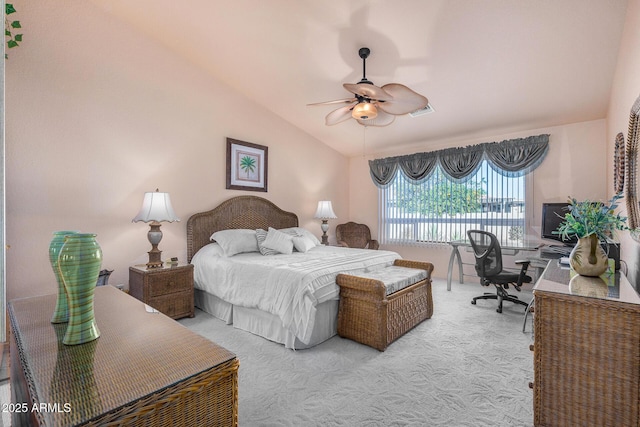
352,102,378,120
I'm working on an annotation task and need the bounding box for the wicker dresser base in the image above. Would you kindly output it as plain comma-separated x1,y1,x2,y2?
337,259,434,351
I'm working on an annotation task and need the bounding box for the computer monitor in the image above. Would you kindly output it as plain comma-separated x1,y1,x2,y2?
541,202,576,245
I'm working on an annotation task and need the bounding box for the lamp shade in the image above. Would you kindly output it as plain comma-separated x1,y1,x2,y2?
132,190,180,223
351,102,378,120
314,201,337,219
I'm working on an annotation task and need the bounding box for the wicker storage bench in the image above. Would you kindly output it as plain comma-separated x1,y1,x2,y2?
336,259,434,351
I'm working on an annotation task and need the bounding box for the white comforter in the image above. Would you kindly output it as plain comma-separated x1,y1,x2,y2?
191,244,400,344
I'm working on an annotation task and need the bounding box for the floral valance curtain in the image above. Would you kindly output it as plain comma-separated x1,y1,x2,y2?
369,134,549,188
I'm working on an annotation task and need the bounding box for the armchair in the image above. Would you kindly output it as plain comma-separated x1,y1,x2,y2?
336,222,379,250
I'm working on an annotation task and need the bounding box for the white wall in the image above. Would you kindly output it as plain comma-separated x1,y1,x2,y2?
5,1,349,300
349,120,608,279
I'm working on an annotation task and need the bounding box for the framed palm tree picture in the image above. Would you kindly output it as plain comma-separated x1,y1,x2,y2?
226,138,268,192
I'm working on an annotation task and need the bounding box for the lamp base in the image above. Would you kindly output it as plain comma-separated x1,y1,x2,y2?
146,222,164,269
146,251,163,269
320,219,329,246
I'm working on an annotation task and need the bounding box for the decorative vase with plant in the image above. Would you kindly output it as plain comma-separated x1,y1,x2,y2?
555,193,627,277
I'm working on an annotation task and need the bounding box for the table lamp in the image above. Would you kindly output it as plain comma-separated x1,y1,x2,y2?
314,201,337,245
132,189,180,268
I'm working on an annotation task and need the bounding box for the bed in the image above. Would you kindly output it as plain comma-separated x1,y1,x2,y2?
187,196,401,349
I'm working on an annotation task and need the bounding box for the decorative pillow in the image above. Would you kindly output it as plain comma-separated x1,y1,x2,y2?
210,229,259,256
292,235,316,253
262,227,294,255
279,227,322,246
255,229,279,255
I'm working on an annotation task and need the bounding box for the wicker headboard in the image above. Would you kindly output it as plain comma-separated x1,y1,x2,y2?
186,196,299,262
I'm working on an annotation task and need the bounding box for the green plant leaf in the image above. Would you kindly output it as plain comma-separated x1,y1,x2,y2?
5,30,10,37
7,40,18,49
11,21,21,29
5,4,16,15
14,34,22,42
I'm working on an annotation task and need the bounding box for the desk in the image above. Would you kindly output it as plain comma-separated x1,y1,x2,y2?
532,261,640,426
446,239,543,290
9,286,239,426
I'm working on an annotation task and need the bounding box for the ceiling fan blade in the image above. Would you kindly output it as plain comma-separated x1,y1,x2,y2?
325,103,357,126
343,83,393,101
357,108,395,127
307,98,357,106
377,83,428,115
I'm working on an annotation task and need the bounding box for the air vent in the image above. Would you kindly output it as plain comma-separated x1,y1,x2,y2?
409,103,435,118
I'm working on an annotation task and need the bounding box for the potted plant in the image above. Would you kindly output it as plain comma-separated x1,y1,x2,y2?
555,193,627,276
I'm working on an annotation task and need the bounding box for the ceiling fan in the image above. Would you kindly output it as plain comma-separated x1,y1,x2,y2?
309,47,429,127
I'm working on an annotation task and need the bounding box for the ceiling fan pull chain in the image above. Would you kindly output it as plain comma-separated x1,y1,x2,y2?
362,125,367,158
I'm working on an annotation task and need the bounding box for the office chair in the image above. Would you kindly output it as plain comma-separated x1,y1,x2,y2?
467,230,532,313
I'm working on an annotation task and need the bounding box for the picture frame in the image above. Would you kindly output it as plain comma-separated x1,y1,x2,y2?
226,138,268,192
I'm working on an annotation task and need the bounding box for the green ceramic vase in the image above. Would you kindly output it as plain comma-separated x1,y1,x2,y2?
49,230,79,324
58,233,102,345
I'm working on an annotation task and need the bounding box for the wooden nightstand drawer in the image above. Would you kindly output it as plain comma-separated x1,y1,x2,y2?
129,263,195,319
147,269,192,297
149,293,193,319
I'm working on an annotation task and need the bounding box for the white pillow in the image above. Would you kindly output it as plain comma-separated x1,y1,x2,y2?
292,235,316,253
207,242,226,257
262,227,294,255
279,227,321,246
210,229,259,256
195,242,225,258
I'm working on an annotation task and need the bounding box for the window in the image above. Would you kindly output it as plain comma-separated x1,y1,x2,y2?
379,160,527,246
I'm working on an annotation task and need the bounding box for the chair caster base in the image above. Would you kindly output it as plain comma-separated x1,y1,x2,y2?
471,300,476,305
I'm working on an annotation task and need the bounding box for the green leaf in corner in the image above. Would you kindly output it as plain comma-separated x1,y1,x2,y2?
7,40,18,49
5,4,16,15
11,21,21,29
5,30,10,37
14,34,22,42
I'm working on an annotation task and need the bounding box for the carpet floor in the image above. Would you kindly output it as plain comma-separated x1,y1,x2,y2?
179,278,535,427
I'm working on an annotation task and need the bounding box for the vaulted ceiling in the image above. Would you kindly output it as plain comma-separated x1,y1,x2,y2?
95,0,628,157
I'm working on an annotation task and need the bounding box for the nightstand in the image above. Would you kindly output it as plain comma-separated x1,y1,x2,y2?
129,263,194,319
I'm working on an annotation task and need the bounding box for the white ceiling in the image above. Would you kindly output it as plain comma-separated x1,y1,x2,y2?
96,0,628,157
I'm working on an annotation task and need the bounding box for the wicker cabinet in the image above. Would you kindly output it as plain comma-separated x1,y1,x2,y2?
129,263,194,319
532,262,640,426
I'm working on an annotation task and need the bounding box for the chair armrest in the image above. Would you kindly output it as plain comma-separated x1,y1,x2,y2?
514,259,531,289
368,240,380,250
336,273,386,298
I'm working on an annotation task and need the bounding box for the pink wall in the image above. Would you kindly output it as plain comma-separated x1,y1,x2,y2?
6,0,639,303
607,0,640,287
5,1,348,300
348,121,608,280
